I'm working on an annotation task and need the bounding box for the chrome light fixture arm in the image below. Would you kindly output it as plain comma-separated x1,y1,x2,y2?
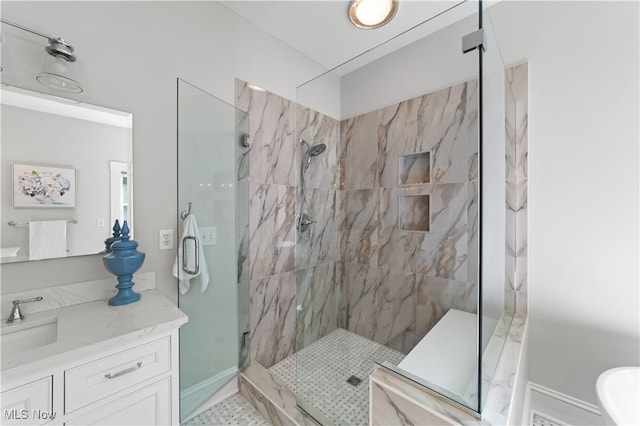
1,18,82,92
0,19,76,61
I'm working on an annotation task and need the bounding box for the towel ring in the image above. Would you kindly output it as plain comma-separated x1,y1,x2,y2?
180,202,192,220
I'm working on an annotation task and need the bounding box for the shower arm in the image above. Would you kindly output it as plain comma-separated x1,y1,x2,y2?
1,19,64,45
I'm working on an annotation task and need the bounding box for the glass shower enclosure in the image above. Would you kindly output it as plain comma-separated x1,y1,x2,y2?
176,79,249,422
293,0,515,421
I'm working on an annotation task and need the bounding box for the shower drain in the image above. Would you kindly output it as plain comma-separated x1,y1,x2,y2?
346,375,363,386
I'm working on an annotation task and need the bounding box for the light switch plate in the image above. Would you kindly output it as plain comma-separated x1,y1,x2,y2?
200,227,217,246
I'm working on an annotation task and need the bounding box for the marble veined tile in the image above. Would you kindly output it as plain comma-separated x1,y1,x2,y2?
507,63,528,315
467,180,479,285
342,189,379,266
296,262,340,350
249,183,296,281
236,80,295,186
378,98,420,187
297,106,340,190
411,183,468,279
415,274,477,340
341,111,379,190
296,188,339,270
424,80,478,185
374,266,416,346
237,180,250,285
344,263,414,347
249,270,296,368
343,262,381,343
379,183,468,280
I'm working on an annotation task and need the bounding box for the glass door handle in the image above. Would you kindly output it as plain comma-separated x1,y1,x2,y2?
182,235,200,275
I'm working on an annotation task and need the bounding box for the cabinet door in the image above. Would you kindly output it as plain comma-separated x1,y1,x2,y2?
64,377,171,426
1,376,53,426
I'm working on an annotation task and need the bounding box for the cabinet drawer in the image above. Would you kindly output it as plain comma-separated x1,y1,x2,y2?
1,376,53,425
64,377,171,425
65,337,170,413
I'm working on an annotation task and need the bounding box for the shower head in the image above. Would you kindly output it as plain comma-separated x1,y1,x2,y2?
300,140,327,171
308,143,326,157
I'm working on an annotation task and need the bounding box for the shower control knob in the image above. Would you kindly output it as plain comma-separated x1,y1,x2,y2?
297,213,314,233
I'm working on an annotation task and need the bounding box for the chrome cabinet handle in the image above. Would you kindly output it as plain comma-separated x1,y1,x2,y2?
104,361,142,379
182,235,200,275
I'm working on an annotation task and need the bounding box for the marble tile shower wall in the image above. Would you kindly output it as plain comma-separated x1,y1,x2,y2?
506,64,528,315
340,80,479,353
295,106,342,350
237,78,485,367
236,81,341,368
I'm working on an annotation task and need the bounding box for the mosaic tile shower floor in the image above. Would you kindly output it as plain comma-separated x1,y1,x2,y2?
269,328,405,425
182,393,270,426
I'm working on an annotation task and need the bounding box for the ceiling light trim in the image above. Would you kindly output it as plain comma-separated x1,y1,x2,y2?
348,0,399,30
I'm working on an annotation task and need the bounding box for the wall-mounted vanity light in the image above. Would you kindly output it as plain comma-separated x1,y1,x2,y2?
0,19,83,93
348,0,398,29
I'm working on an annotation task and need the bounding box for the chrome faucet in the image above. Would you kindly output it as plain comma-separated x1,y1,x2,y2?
6,297,43,323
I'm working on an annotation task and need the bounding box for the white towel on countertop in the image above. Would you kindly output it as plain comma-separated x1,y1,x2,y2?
172,213,209,295
29,220,67,260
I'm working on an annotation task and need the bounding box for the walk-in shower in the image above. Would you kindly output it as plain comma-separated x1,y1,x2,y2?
179,1,517,424
288,0,515,423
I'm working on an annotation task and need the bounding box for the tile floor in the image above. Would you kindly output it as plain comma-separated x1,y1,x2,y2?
269,328,405,425
182,393,270,426
184,329,404,426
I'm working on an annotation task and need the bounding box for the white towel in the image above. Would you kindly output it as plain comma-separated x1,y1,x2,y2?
29,220,67,260
172,214,209,295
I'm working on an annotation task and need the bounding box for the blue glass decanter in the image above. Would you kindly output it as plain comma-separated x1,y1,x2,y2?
103,220,145,306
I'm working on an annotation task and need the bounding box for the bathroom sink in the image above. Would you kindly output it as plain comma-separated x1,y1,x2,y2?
1,317,58,357
596,366,640,425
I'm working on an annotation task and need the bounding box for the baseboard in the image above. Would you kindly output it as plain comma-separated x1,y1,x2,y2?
180,366,238,422
524,382,603,426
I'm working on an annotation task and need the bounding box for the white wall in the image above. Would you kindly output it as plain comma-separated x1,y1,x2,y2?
0,1,333,300
488,1,640,404
340,11,477,119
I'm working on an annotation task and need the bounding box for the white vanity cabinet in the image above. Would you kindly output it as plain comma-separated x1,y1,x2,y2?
1,376,54,425
1,290,187,426
2,330,179,426
62,332,178,425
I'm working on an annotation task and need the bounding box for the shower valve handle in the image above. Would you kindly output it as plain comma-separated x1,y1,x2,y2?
297,213,314,233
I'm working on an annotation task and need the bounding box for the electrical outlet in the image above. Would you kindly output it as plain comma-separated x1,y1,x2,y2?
159,229,174,250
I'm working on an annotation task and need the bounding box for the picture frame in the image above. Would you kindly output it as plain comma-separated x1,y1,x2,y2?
13,163,76,208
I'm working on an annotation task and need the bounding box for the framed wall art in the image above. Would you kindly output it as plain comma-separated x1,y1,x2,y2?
13,163,76,208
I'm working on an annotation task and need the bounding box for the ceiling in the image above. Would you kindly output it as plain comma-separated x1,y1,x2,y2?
219,0,474,75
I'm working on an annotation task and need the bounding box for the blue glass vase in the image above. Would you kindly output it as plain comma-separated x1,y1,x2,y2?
103,221,145,306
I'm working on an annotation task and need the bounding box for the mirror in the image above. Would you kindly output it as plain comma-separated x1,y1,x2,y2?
1,85,133,263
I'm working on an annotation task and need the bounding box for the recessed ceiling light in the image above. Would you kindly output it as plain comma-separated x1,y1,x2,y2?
348,0,398,30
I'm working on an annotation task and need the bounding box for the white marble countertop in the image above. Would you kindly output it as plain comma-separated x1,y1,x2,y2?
1,290,187,377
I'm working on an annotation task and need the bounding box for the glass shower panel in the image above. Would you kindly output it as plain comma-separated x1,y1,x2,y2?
177,79,248,422
295,1,483,420
479,5,515,409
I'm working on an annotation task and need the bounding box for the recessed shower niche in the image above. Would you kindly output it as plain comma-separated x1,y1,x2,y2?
399,152,431,232
399,194,430,232
399,151,431,186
